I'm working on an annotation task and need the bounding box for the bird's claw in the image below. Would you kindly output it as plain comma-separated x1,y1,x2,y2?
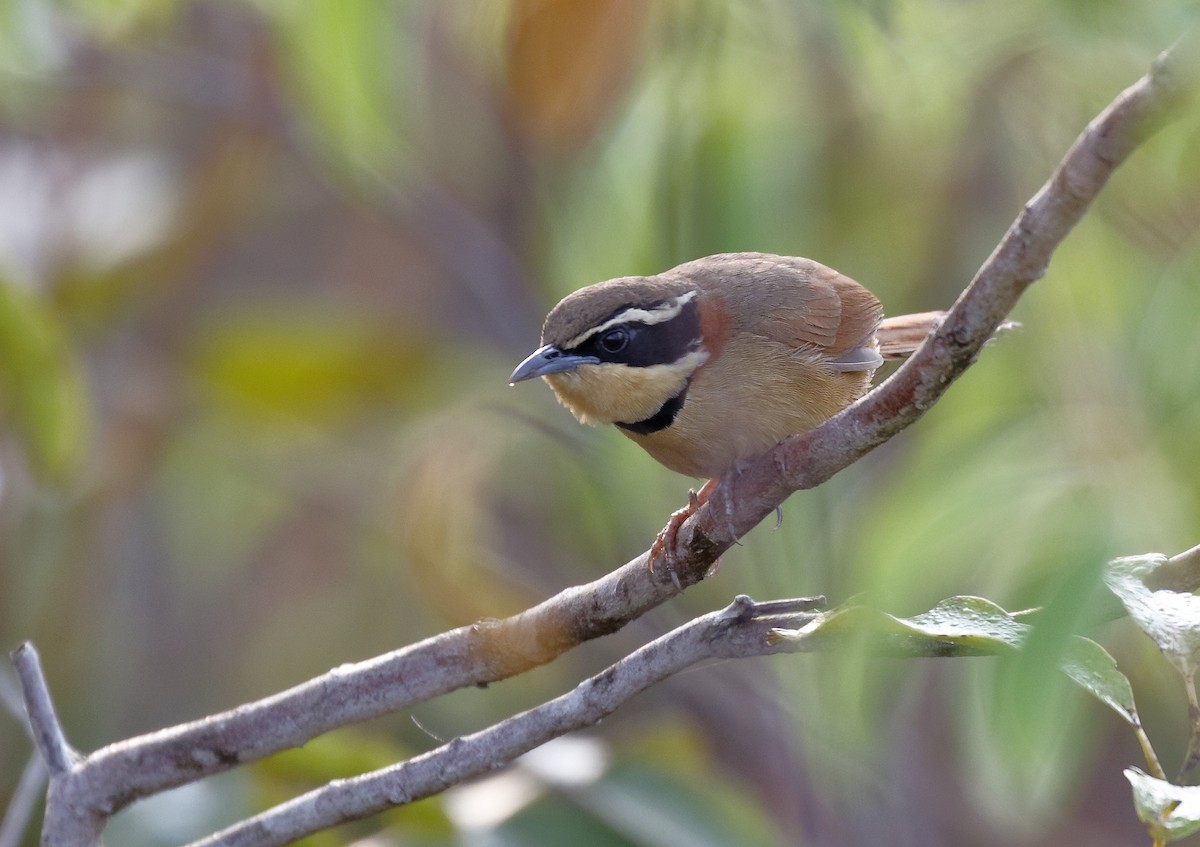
648,500,694,578
648,480,720,582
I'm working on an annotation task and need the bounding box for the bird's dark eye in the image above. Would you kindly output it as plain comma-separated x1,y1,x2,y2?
600,328,628,353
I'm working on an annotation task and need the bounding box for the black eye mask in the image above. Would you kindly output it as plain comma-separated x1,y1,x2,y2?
569,298,701,369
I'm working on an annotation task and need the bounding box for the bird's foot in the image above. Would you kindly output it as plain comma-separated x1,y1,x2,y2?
649,478,719,582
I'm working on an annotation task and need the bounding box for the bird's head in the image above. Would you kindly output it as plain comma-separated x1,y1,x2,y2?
510,276,722,428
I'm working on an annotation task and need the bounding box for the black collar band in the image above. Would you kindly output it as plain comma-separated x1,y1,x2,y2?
616,382,689,435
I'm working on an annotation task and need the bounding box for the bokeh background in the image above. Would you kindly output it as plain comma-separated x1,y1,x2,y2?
2,1,1199,845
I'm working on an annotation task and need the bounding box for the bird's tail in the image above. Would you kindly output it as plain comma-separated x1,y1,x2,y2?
876,311,946,359
877,310,1020,359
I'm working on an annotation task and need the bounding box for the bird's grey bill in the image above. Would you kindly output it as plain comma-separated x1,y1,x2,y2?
509,345,601,384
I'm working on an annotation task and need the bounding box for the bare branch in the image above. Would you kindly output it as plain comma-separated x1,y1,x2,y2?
0,668,25,725
192,577,1148,846
0,755,47,847
11,643,75,776
12,644,104,847
54,552,689,821
22,33,1198,847
1145,542,1200,594
185,596,826,847
677,35,1199,576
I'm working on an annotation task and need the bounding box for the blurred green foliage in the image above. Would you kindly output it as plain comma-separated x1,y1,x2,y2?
0,278,89,483
1,0,1198,845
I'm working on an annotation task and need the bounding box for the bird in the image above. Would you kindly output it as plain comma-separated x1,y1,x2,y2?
509,252,943,573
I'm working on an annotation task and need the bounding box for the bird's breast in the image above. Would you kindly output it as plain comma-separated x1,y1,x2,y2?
622,334,874,478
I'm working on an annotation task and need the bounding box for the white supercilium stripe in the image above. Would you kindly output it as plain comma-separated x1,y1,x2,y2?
565,289,700,350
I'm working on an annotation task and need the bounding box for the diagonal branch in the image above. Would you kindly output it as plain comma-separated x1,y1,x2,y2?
186,596,829,847
679,34,1199,573
24,33,1198,847
185,537,1200,847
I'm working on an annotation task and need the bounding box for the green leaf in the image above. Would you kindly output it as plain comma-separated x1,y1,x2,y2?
1060,636,1166,781
1125,768,1200,842
774,596,1149,724
772,595,1029,657
903,596,1031,649
775,594,1170,775
1059,637,1139,728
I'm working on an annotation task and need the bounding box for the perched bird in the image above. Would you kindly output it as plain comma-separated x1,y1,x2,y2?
510,252,942,570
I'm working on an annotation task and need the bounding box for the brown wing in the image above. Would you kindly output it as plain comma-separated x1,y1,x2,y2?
674,254,881,355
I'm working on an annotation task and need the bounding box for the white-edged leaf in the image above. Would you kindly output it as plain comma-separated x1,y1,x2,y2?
1125,768,1200,842
1105,554,1200,680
